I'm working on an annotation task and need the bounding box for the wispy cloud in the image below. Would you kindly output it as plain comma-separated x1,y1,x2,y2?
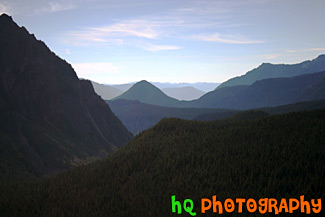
258,54,280,60
64,19,162,46
37,1,76,14
141,44,182,52
62,0,267,51
48,2,75,12
72,62,119,79
192,33,264,44
0,3,11,15
286,48,325,53
89,20,160,39
307,48,325,52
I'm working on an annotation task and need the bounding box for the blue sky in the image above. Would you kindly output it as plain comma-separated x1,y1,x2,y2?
1,0,325,84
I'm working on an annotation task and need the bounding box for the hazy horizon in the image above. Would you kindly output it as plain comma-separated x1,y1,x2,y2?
1,0,324,84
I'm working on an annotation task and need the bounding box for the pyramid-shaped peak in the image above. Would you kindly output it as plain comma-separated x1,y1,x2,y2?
132,80,158,89
137,80,152,85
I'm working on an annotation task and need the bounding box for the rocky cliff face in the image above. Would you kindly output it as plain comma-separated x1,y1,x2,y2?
0,14,133,177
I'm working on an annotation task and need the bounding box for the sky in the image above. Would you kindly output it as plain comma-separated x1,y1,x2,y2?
1,0,325,84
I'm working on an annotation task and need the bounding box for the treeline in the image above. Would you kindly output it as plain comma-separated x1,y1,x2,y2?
1,110,324,216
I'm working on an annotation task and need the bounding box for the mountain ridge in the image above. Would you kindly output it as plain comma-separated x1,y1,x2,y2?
0,13,133,177
193,70,325,109
218,54,325,89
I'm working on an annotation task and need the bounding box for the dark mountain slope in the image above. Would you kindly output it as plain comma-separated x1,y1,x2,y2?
193,70,325,109
0,14,132,177
1,110,324,216
299,75,325,101
114,80,183,107
194,99,325,121
218,54,325,89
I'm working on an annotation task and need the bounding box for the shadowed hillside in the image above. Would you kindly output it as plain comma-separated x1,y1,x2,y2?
1,110,324,216
0,14,133,178
193,71,325,109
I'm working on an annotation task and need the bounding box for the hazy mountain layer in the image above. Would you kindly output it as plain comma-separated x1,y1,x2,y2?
153,82,220,92
91,81,123,100
108,98,325,134
162,86,205,100
193,70,325,109
107,99,237,134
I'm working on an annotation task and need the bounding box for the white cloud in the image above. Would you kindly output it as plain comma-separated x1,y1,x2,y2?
258,54,280,60
48,2,75,12
36,1,76,14
141,44,182,52
90,20,160,39
72,63,119,79
192,33,264,44
65,19,162,46
307,48,325,52
0,3,11,15
285,48,325,53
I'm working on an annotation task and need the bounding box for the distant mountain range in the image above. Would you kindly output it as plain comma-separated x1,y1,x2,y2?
193,70,325,109
152,82,220,92
109,59,325,109
110,83,134,92
92,82,214,100
218,54,325,89
108,82,219,92
161,86,205,100
0,14,132,178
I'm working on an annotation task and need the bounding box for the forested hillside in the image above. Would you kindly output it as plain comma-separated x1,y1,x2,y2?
1,110,324,216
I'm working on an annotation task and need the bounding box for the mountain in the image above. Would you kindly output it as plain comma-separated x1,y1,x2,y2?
299,75,325,101
153,82,220,92
192,70,325,109
110,82,220,92
113,80,182,107
218,54,325,89
2,109,324,216
161,86,205,100
110,83,134,92
0,14,132,178
91,81,123,100
107,99,237,134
